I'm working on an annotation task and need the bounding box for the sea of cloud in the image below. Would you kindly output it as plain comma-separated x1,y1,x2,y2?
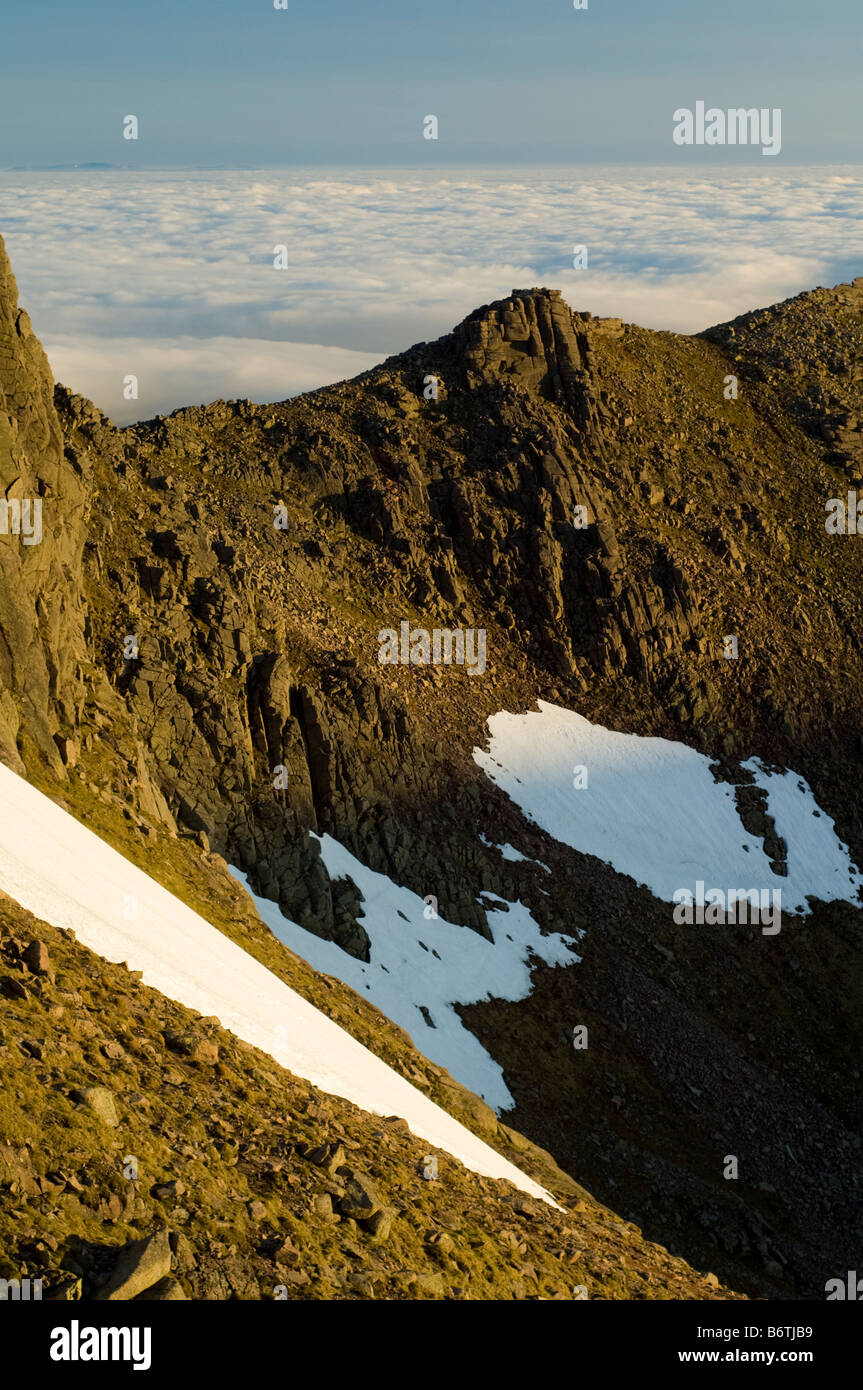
1,165,861,422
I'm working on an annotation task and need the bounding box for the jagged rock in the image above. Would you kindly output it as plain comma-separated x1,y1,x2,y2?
407,1270,445,1298
312,1192,336,1222
136,1275,187,1300
70,1085,119,1127
153,1180,186,1201
94,1228,172,1301
168,1231,195,1272
426,1230,455,1256
366,1207,394,1242
297,1142,346,1176
22,940,51,976
337,1171,383,1222
0,1143,38,1195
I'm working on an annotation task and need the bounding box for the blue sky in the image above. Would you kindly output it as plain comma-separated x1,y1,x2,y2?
2,4,860,418
1,0,861,166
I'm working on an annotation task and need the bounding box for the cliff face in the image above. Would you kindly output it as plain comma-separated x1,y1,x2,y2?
2,229,863,1299
0,238,88,774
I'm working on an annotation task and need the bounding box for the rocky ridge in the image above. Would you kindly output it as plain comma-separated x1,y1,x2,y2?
2,231,863,1297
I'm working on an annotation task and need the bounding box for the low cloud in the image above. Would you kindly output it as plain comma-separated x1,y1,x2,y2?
2,166,861,419
44,334,380,424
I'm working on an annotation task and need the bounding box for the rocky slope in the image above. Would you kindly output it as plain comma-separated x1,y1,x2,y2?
0,890,738,1302
2,229,862,1298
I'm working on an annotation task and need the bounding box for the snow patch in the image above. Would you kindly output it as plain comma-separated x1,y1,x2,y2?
479,834,551,873
473,701,863,917
0,762,558,1205
231,832,578,1114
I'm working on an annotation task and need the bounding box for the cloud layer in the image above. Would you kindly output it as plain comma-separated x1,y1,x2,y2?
2,166,861,422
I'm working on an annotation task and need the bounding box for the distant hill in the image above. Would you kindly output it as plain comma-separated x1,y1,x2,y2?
8,161,120,171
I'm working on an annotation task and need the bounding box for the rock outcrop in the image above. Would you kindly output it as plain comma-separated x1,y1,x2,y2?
0,239,87,774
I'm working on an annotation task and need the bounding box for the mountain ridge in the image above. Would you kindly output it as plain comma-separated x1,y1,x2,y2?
2,229,863,1298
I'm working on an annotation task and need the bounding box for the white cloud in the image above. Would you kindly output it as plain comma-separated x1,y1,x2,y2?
45,334,380,424
2,166,861,419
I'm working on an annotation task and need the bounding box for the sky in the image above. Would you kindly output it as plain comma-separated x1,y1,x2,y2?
0,3,861,420
1,0,862,166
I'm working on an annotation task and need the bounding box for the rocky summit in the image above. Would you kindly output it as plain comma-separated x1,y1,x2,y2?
2,227,862,1302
